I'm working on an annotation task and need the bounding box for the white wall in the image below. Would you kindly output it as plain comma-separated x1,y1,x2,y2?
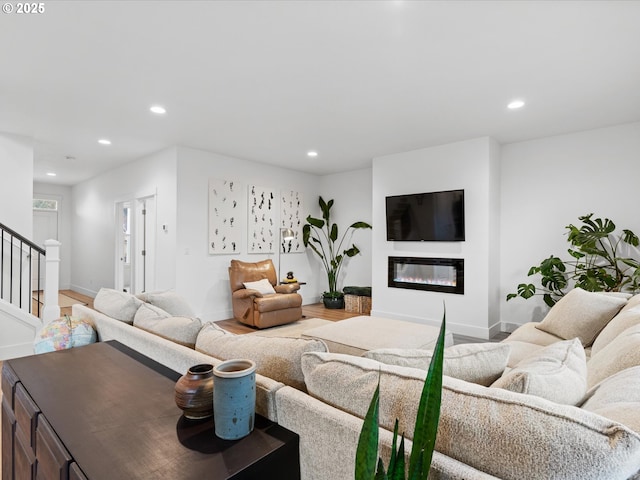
0,133,33,235
71,147,178,296
33,182,72,290
174,146,322,320
500,122,640,328
372,137,500,339
318,169,373,291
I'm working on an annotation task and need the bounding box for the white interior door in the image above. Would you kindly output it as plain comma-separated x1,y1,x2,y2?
115,201,133,293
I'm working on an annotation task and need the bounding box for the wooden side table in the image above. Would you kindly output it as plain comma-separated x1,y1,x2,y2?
2,341,300,480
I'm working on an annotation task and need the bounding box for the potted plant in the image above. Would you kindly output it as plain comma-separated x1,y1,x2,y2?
303,196,372,309
355,307,446,479
507,213,640,307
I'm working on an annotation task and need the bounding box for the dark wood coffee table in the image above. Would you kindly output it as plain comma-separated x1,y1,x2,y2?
1,341,300,480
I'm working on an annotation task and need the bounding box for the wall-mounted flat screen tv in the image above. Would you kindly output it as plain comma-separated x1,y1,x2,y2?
386,189,465,242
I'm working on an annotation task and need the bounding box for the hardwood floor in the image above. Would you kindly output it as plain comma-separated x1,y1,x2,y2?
31,289,94,318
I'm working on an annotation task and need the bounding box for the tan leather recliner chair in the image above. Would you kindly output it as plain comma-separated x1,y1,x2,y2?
228,259,303,329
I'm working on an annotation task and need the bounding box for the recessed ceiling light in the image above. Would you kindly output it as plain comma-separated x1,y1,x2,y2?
46,172,56,177
507,99,525,109
150,105,167,115
307,151,318,158
98,139,111,145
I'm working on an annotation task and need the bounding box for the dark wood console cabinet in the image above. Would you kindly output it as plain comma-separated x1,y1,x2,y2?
2,341,300,480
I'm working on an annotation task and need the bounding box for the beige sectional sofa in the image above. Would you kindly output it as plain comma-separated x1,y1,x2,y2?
71,287,640,479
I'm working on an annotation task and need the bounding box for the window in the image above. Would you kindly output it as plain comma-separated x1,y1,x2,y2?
33,199,58,211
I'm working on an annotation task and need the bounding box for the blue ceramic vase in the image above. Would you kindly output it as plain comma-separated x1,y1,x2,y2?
213,359,257,440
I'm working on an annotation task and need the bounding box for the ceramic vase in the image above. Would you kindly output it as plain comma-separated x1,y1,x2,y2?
174,364,214,419
213,359,257,440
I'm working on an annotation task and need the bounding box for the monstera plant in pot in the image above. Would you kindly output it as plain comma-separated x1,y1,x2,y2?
303,196,372,309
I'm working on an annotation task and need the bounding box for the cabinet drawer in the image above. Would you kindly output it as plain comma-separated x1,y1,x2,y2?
14,426,36,480
36,416,72,480
2,396,16,480
1,363,19,409
15,383,40,449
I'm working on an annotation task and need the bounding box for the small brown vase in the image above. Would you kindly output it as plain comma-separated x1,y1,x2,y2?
175,364,214,419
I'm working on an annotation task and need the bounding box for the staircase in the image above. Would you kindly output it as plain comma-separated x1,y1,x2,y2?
0,222,61,360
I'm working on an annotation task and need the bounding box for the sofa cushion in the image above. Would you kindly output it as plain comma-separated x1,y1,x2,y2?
491,338,587,405
534,288,626,346
581,366,640,434
136,290,195,317
301,351,640,480
587,323,640,388
591,306,640,356
196,322,327,391
243,278,276,295
133,303,201,348
620,293,640,314
93,288,143,324
364,343,510,386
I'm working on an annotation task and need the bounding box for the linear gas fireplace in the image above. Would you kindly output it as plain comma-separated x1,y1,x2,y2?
388,256,464,295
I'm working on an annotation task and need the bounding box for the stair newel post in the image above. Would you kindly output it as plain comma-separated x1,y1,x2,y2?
42,239,61,322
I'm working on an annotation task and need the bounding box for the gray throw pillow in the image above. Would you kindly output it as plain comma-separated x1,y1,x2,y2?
93,288,143,324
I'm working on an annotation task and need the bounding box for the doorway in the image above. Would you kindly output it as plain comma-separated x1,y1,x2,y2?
115,195,156,294
32,197,59,289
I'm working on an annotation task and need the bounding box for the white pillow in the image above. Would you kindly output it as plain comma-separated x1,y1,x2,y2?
133,303,201,348
364,343,511,386
581,366,640,434
136,290,195,317
93,288,143,324
243,278,276,295
587,323,640,388
491,338,587,405
534,288,626,346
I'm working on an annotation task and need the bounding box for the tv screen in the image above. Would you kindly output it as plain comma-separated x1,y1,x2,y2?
386,189,465,241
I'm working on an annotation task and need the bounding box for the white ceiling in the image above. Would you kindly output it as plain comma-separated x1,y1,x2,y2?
2,1,640,186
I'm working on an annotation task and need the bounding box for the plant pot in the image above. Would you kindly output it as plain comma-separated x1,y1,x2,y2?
323,296,345,309
213,359,257,440
174,364,214,419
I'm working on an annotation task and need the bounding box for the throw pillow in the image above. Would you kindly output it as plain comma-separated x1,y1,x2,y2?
34,315,97,354
242,278,276,295
491,338,587,405
133,303,201,348
590,306,640,356
93,288,143,324
136,290,195,317
364,343,511,386
587,323,640,388
534,287,626,346
581,366,640,434
301,351,640,480
196,322,327,391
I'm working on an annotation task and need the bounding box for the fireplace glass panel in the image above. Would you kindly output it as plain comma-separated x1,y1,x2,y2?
388,257,464,294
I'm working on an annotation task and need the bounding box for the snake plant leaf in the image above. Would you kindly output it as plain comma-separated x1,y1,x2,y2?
408,308,446,480
355,380,381,480
375,459,387,480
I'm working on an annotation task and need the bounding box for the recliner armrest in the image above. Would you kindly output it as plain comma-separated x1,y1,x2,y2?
275,284,300,294
232,289,264,299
